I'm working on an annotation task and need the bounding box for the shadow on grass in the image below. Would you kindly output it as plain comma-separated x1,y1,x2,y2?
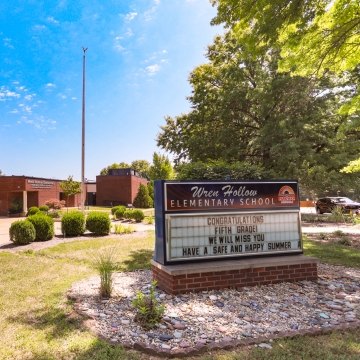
7,301,80,341
25,338,141,360
119,249,153,272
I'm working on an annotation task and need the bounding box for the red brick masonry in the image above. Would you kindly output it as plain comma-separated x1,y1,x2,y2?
152,255,319,294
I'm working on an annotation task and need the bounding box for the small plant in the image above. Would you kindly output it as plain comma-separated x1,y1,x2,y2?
9,220,36,245
86,211,111,235
333,230,345,237
123,209,144,222
337,237,352,246
318,232,328,240
48,210,61,219
39,205,49,213
111,205,125,215
132,281,165,330
144,216,154,225
27,213,54,241
328,206,346,223
113,224,135,234
132,209,145,222
27,206,40,216
114,206,127,220
61,211,85,237
123,209,134,220
9,198,23,214
90,248,118,298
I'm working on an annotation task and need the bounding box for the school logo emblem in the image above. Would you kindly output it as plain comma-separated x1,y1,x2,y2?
278,185,296,204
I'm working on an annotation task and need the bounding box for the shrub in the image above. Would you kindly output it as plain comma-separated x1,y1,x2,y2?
123,209,134,220
45,199,65,210
114,206,127,219
39,205,49,213
132,209,145,222
86,211,111,235
9,220,36,245
132,281,165,329
133,184,153,208
28,213,54,241
27,206,40,216
48,210,61,219
61,211,85,237
111,205,124,215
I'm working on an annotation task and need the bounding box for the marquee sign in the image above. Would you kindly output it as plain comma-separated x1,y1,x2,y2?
154,180,302,265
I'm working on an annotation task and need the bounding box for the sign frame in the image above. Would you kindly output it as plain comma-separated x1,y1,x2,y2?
154,180,302,265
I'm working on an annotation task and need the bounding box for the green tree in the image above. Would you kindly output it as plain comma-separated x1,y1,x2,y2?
211,0,359,76
131,160,151,178
133,184,153,208
60,176,81,208
341,159,360,174
99,162,130,175
149,152,174,180
211,0,360,173
158,31,360,196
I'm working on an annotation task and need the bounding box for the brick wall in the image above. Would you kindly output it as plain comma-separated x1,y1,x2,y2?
96,174,148,206
152,257,318,294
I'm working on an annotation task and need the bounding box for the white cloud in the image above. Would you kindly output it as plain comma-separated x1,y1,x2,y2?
125,12,138,21
145,64,160,75
3,37,14,49
32,24,47,31
46,16,59,25
45,83,56,89
0,88,21,100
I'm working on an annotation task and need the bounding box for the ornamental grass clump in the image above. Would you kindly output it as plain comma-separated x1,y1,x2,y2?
90,248,118,298
132,281,165,330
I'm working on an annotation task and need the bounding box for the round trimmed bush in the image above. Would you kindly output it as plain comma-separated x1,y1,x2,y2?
27,206,40,216
123,209,134,220
9,220,36,245
28,213,54,241
132,209,145,222
39,205,49,213
86,211,111,235
114,206,126,220
111,205,122,215
61,211,85,237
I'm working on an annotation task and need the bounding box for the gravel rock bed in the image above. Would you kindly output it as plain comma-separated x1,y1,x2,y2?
68,263,360,357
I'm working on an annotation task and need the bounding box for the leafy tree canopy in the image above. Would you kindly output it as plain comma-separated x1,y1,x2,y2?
100,162,130,175
158,29,360,197
99,155,174,180
149,152,175,180
60,176,81,206
341,159,360,173
210,0,360,192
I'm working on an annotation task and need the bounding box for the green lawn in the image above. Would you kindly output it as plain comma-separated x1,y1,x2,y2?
0,231,359,359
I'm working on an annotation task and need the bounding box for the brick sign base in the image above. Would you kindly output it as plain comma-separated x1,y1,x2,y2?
152,255,318,294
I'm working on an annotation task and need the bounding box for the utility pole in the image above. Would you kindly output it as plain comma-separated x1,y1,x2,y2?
81,47,88,212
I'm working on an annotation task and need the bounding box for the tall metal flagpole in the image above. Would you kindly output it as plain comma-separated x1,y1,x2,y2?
81,47,88,212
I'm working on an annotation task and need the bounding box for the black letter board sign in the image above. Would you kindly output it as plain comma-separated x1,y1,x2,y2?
154,180,302,265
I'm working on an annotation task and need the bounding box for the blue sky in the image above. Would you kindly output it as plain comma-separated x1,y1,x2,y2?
0,0,220,180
